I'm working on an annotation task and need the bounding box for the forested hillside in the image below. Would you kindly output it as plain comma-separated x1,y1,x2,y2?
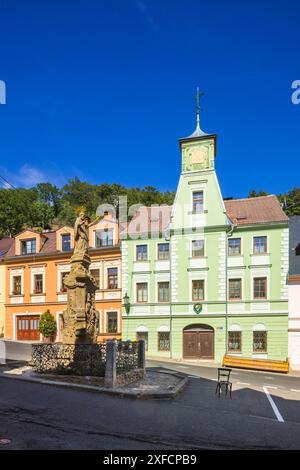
0,178,299,238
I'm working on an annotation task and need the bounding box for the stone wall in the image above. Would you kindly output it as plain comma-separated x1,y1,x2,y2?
31,340,146,387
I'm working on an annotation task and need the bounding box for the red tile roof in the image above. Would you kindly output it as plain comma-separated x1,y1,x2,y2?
224,195,288,226
0,238,14,259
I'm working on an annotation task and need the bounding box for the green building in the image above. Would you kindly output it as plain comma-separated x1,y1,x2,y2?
121,100,289,363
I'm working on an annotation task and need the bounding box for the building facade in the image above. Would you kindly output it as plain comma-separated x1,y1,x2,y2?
122,115,289,363
4,212,122,342
288,216,300,370
0,238,14,337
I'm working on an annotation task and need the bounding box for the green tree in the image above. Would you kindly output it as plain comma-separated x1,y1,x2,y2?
39,310,57,339
248,189,269,198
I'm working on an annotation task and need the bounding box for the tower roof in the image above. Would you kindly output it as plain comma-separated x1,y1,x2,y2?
179,88,216,145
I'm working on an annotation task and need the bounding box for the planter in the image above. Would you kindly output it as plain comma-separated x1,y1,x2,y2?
43,336,54,344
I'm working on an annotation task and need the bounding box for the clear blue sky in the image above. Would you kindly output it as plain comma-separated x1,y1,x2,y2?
0,0,299,198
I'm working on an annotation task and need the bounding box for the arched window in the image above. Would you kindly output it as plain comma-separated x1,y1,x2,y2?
296,243,300,256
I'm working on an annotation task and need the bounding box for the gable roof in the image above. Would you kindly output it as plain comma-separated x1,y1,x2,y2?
224,195,288,226
0,238,14,259
120,205,173,237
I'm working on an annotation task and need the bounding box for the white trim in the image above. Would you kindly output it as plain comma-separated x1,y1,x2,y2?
157,325,170,332
228,323,242,332
136,325,149,333
252,323,267,331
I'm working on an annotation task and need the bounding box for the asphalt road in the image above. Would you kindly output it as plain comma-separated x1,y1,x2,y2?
1,359,300,450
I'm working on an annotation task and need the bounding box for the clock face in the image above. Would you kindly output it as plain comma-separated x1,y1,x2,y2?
190,147,206,164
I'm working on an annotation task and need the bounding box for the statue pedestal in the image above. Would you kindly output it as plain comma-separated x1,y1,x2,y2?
62,251,99,345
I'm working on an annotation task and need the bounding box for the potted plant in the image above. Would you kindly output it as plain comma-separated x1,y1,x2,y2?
39,310,57,343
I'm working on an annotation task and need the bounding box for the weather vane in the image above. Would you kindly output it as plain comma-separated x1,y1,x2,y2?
196,87,204,128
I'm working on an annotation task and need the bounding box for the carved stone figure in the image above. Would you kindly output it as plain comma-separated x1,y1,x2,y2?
62,211,99,344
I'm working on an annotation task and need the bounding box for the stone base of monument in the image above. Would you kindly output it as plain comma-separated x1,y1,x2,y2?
31,340,146,388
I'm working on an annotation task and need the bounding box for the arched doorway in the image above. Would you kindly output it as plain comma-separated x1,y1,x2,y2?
183,324,214,359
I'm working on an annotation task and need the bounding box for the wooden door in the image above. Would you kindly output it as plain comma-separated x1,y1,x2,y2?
183,328,214,359
198,332,214,359
183,332,198,358
17,316,40,341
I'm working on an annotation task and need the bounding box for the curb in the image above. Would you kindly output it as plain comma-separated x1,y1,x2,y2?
0,369,188,400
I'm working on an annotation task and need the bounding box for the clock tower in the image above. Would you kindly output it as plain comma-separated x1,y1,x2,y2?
179,89,217,173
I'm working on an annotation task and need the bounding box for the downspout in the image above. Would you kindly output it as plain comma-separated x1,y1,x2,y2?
165,219,173,359
225,222,235,356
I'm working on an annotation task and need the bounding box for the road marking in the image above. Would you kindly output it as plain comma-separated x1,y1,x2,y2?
263,385,278,390
264,376,274,380
236,382,250,386
263,386,284,423
178,366,189,369
291,389,300,393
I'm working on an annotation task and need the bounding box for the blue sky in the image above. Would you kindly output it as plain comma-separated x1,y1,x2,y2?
0,0,299,198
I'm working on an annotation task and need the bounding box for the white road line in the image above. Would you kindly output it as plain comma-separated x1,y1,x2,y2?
178,366,189,369
263,385,278,390
264,376,274,380
263,386,284,423
290,389,300,393
236,382,250,386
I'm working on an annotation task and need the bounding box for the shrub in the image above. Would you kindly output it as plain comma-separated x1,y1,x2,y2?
39,310,57,338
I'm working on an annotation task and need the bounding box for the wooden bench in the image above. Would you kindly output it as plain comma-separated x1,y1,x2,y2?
223,355,289,373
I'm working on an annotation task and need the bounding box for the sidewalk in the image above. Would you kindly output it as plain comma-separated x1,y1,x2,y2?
146,355,300,377
0,363,188,399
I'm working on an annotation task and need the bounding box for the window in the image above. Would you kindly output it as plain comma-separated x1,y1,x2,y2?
106,311,118,334
228,332,242,352
60,272,70,292
12,275,22,295
95,229,113,247
158,282,170,302
90,269,100,289
33,274,43,294
296,243,300,256
253,331,267,353
192,191,204,213
158,332,170,351
21,238,36,255
136,332,148,351
253,236,267,254
136,244,148,261
192,280,204,301
192,240,204,257
157,243,169,260
107,268,118,289
228,238,241,256
136,283,148,303
61,234,71,251
228,279,242,300
253,277,267,299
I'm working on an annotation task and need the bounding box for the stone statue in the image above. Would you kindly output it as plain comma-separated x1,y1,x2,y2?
62,210,100,344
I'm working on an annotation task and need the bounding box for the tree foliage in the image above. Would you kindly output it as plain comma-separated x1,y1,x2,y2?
39,310,57,338
0,178,298,239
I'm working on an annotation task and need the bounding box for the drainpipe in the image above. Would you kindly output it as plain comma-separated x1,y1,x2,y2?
225,222,235,356
165,220,173,359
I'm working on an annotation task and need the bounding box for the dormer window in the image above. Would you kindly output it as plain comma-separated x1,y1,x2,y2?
61,233,71,252
95,229,113,247
21,239,36,255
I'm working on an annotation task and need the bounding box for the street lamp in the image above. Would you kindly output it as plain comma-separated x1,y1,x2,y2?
123,292,130,315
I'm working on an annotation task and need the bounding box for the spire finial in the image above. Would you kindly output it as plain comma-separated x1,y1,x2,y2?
196,87,204,130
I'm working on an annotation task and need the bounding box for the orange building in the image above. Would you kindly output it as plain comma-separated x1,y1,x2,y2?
4,212,122,342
